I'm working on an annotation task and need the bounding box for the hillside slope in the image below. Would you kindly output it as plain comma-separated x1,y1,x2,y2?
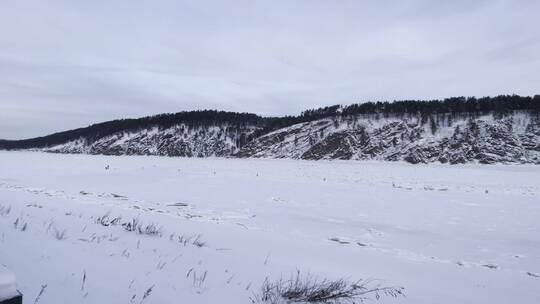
40,112,540,164
237,112,540,164
44,123,258,157
2,96,539,164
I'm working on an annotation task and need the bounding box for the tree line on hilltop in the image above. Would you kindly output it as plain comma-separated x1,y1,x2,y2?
1,95,538,149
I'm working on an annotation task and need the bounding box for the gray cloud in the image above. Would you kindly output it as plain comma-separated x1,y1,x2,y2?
1,0,539,139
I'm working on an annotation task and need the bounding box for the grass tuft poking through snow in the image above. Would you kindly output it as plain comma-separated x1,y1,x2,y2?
0,205,11,216
253,271,404,304
95,212,122,227
53,228,67,240
121,218,162,237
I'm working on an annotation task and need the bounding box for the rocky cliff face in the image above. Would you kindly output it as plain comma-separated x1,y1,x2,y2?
236,112,540,164
45,123,257,157
41,112,540,164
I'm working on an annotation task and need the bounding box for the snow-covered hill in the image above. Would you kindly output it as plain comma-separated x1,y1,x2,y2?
238,112,540,164
44,123,258,157
41,112,540,164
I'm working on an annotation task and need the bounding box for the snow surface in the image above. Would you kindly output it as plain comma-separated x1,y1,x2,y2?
0,265,17,301
0,151,539,303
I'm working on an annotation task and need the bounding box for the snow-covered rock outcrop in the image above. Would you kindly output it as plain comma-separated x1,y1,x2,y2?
45,123,258,157
237,112,540,164
36,112,540,164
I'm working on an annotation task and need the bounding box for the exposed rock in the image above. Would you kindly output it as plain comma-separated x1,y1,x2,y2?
42,112,540,164
46,124,257,158
238,113,540,164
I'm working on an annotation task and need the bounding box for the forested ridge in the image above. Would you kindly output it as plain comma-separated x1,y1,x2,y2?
1,95,539,150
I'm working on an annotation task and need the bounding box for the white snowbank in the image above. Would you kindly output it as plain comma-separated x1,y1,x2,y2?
0,266,18,301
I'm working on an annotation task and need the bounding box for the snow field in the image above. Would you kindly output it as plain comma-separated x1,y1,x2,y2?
0,151,539,303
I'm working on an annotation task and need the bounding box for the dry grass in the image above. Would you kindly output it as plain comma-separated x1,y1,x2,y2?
253,271,404,304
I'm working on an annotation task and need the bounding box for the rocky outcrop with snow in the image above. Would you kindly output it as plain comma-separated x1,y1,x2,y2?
45,123,257,157
41,112,540,164
237,112,540,164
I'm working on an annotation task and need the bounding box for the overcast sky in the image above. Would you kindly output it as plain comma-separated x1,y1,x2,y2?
1,0,539,139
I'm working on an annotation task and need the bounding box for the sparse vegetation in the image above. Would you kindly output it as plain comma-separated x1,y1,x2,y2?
121,218,141,232
121,217,162,236
140,284,155,304
252,271,404,304
53,227,68,240
175,234,206,247
138,223,162,236
0,204,11,216
34,284,48,304
95,212,122,226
